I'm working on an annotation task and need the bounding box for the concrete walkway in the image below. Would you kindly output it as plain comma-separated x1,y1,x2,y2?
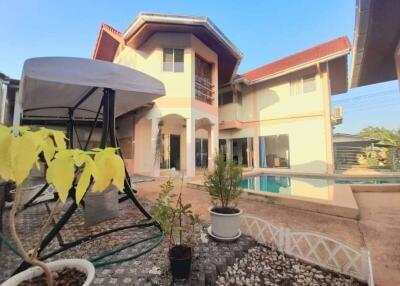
134,178,364,248
354,191,400,286
135,177,400,286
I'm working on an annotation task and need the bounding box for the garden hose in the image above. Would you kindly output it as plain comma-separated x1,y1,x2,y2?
89,231,164,267
0,230,164,268
0,232,22,258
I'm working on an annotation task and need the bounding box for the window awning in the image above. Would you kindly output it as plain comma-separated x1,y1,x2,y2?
20,57,165,120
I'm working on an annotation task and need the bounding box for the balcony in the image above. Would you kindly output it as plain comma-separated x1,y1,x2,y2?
195,76,214,104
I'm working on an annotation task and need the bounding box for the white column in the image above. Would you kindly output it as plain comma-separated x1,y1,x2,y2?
319,63,335,174
186,118,196,177
150,117,160,177
208,124,218,170
253,134,260,169
226,139,233,161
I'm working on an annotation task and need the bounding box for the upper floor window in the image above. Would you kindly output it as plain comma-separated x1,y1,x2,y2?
163,48,184,72
218,91,234,106
290,74,316,96
195,55,214,104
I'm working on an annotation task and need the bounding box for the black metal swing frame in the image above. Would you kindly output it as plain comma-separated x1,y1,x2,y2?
13,87,160,274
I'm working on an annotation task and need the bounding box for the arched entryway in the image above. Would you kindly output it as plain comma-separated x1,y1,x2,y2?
195,117,218,173
158,113,186,172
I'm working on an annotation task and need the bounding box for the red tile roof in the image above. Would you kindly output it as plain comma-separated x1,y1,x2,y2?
92,23,123,60
239,36,351,82
101,23,122,37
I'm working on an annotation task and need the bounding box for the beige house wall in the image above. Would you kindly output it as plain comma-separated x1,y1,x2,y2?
114,32,219,177
110,30,338,177
219,65,335,175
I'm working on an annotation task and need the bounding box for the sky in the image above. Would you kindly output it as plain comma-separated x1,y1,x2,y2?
0,0,399,133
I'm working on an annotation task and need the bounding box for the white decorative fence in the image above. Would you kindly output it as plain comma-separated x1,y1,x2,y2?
240,215,374,286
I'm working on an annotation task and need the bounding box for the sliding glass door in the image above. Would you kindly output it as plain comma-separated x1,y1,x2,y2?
259,135,290,168
232,137,253,167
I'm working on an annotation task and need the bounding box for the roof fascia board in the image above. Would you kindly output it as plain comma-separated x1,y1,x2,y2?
236,50,350,86
349,0,371,88
123,13,243,60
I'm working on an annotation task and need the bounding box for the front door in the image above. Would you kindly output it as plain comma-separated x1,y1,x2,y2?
195,138,208,168
170,134,180,170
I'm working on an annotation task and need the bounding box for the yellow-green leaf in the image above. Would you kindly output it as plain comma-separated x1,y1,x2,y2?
91,149,125,192
42,137,56,165
10,132,39,185
111,155,125,191
0,126,13,181
47,155,75,203
52,130,67,149
75,162,93,204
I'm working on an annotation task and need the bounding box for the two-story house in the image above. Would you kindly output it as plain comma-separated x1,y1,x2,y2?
219,37,351,175
93,13,350,177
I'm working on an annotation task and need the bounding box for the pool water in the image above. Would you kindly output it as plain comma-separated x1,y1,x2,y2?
334,178,400,184
240,175,400,200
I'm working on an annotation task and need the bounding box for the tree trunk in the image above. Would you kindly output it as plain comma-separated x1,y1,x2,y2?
9,186,54,286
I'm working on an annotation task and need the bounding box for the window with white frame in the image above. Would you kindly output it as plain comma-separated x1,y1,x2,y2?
290,74,316,96
163,48,184,72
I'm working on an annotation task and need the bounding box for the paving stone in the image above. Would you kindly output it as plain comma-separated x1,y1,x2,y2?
4,184,356,286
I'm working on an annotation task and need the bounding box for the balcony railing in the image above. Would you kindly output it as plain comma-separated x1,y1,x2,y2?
195,76,214,104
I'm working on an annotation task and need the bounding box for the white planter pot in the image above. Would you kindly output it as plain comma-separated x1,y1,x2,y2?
2,259,95,286
208,206,242,239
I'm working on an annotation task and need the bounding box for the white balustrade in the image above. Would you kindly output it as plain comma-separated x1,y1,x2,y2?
240,215,374,285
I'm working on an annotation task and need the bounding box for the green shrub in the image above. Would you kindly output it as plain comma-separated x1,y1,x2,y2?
204,152,243,209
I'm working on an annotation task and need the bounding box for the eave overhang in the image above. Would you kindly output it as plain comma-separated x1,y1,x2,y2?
350,0,400,88
123,13,243,85
234,37,351,96
93,23,124,62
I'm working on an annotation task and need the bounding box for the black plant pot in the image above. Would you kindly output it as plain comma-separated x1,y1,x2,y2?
169,245,192,280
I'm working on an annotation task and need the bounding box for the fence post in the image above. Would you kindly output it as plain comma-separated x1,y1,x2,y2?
361,248,371,284
283,227,291,254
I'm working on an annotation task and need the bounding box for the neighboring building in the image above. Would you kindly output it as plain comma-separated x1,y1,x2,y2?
0,72,19,126
93,13,351,177
350,0,400,89
334,133,395,170
333,133,380,148
334,133,380,170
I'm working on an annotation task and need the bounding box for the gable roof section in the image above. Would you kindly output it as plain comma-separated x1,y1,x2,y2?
93,23,124,61
123,13,243,84
93,13,243,84
237,37,351,86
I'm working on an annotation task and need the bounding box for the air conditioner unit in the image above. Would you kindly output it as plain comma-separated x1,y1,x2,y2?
331,106,343,125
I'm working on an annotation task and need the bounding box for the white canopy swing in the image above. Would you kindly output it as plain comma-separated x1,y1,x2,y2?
13,57,165,274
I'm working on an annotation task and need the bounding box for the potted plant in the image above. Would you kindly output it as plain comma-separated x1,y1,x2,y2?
204,152,243,240
151,177,199,280
0,125,125,286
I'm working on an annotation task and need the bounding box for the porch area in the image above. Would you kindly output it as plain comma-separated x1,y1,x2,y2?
129,113,218,178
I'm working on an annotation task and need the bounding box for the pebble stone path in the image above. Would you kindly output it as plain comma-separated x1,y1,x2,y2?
216,245,367,286
1,187,367,286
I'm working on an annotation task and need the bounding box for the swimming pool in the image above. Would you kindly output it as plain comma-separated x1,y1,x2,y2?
240,175,336,199
334,178,400,184
240,175,400,199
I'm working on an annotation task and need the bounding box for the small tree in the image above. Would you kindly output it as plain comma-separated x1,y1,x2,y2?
0,125,125,286
204,152,243,210
151,177,199,249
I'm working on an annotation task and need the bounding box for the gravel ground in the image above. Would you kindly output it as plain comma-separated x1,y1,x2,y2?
1,182,369,286
216,245,366,286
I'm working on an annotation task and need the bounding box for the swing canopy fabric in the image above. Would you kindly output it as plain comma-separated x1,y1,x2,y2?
20,57,165,119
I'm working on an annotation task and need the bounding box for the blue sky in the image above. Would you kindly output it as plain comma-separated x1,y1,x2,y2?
1,0,399,133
